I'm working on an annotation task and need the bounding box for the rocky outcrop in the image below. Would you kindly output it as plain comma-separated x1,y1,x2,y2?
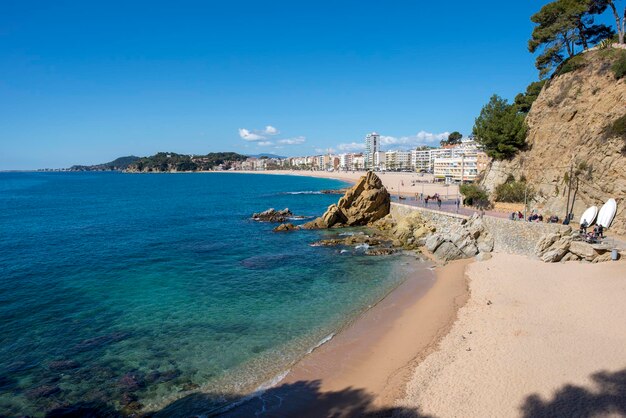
481,49,626,235
422,214,495,262
273,223,297,232
309,232,398,256
373,209,494,262
302,171,390,229
252,208,293,223
534,230,615,262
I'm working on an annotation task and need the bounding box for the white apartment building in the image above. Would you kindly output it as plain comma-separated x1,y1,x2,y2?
411,149,431,171
352,155,365,170
365,132,380,169
374,151,386,170
384,151,411,171
339,153,352,170
433,156,479,183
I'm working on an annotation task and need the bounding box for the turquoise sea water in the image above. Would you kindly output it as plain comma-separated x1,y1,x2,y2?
0,172,425,416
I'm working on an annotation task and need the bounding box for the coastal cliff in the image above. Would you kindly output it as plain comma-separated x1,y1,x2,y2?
481,49,626,234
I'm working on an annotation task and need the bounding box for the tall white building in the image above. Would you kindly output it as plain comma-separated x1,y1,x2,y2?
365,132,380,169
411,149,431,171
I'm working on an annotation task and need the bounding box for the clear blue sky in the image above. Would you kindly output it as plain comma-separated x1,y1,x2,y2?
0,1,611,169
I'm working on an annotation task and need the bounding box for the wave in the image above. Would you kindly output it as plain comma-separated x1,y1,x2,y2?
306,333,335,354
282,191,323,195
206,370,291,416
354,244,370,251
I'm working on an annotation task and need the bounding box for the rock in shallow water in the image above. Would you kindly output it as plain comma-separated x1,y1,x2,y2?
26,384,61,399
48,360,80,371
273,223,297,232
302,171,390,229
365,248,396,256
252,208,293,223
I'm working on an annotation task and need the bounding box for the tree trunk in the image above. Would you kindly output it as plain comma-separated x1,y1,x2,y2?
563,33,574,57
578,22,589,50
608,1,625,44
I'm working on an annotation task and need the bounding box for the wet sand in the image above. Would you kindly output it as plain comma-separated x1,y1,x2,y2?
221,258,471,417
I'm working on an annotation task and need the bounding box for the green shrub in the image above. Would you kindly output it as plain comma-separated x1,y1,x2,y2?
494,180,534,203
605,113,626,138
556,55,586,76
598,38,613,50
611,51,626,80
460,184,490,207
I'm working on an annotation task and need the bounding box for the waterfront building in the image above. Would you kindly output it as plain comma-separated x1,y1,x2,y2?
411,148,431,171
365,132,380,169
374,151,386,170
352,155,365,171
384,150,411,171
433,156,478,183
339,153,352,170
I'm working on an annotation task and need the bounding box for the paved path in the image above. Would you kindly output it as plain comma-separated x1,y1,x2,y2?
391,195,510,219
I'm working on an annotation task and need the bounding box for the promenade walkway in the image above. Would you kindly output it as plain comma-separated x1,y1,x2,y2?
391,194,510,219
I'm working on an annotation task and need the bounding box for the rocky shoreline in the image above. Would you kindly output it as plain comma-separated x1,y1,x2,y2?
253,172,496,264
256,171,618,265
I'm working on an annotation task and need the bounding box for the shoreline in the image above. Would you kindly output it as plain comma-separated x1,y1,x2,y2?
219,257,471,417
203,169,461,199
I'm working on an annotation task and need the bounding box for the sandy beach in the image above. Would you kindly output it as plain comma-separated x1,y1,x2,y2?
220,170,461,200
399,253,626,417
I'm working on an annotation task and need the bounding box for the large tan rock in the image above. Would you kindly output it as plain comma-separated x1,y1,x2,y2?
540,236,572,262
568,241,598,261
302,171,390,229
434,242,465,262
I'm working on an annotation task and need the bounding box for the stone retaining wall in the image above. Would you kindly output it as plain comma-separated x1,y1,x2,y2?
390,203,570,257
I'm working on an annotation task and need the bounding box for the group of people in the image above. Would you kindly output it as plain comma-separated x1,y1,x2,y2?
423,193,443,208
509,211,560,224
579,221,604,243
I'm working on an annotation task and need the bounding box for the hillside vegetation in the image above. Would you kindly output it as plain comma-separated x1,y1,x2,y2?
126,152,248,172
69,156,140,171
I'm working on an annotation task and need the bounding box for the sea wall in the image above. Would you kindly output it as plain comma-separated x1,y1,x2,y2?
390,203,571,257
390,204,466,236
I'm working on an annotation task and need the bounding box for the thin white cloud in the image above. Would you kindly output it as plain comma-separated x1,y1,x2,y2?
264,125,279,135
257,141,273,146
335,131,449,153
278,136,306,145
314,147,336,154
337,142,366,152
239,128,265,141
380,131,450,148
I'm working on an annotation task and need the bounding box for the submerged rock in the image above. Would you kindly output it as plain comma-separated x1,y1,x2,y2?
73,331,130,352
118,373,145,391
302,171,390,229
48,360,80,371
26,384,61,399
